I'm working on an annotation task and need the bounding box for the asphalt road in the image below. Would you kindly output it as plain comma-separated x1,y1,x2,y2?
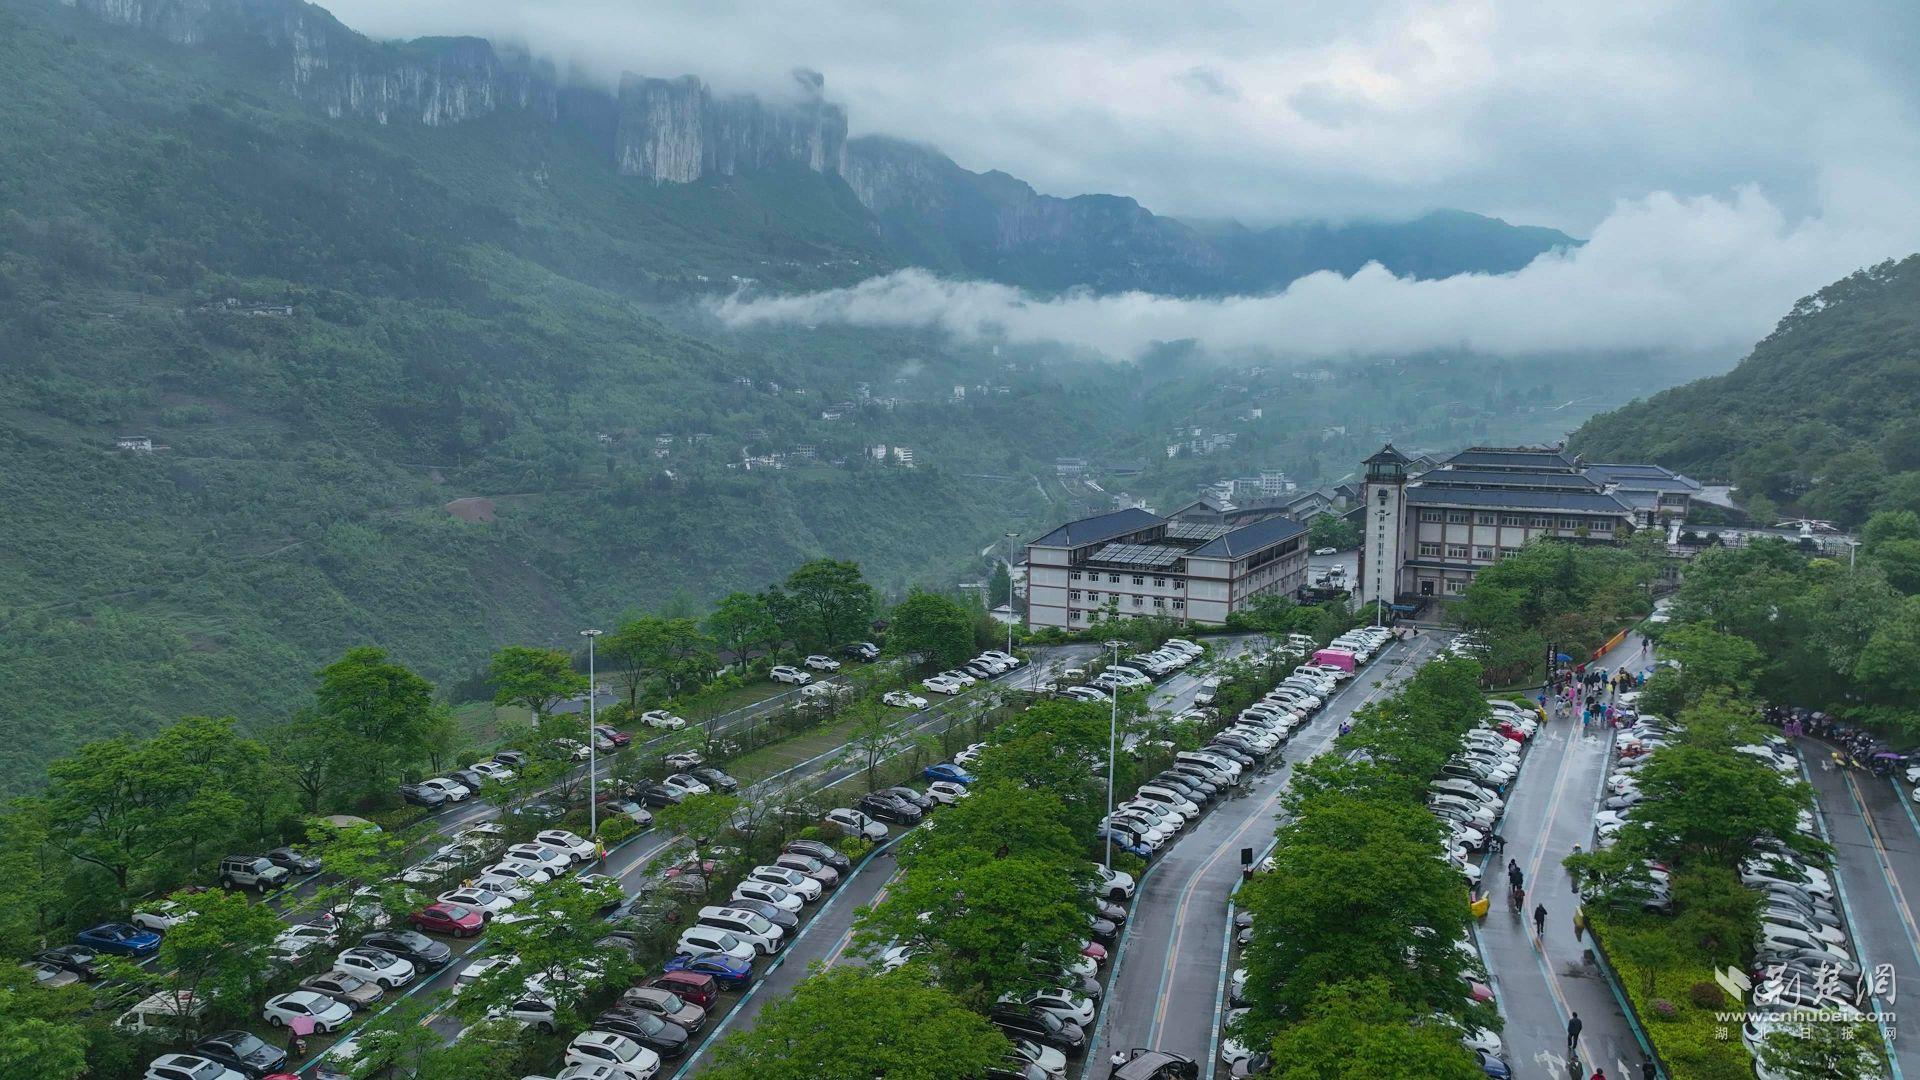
1477,635,1654,1080
1797,750,1920,1073
1089,629,1450,1070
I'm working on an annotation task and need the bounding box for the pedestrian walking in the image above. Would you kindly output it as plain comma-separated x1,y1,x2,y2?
1641,1060,1657,1080
1567,1012,1583,1051
1573,907,1588,940
1508,860,1523,890
1592,1069,1608,1080
1534,902,1547,937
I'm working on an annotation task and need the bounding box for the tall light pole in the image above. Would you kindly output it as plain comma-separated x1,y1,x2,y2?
581,628,603,839
1846,538,1861,571
1004,531,1019,659
1103,638,1125,869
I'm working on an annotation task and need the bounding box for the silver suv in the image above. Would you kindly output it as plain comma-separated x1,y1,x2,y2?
219,855,290,891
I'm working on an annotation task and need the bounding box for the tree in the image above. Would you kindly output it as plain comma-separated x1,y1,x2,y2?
489,645,587,721
0,803,66,957
0,966,88,1080
1758,1015,1885,1080
846,706,900,791
605,615,720,707
314,646,437,794
652,793,745,865
1256,978,1485,1080
1630,740,1808,866
451,875,630,1030
769,559,875,653
885,591,975,667
853,846,1092,1008
706,591,780,675
703,967,1008,1080
1308,514,1362,551
149,889,287,1034
988,562,1013,609
969,703,1112,838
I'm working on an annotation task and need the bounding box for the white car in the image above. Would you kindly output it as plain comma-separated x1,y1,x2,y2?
769,666,812,685
473,873,536,901
145,1055,247,1080
262,990,353,1033
747,865,823,902
276,922,338,949
536,830,596,863
1220,1008,1254,1066
639,709,687,730
452,954,517,995
883,690,929,709
982,650,1022,667
926,780,970,804
674,926,756,964
418,777,472,802
733,879,805,913
131,900,198,933
825,807,888,841
469,760,517,783
554,738,594,762
804,654,842,671
923,675,966,695
662,773,711,798
439,887,515,918
1017,988,1095,1028
333,947,416,989
940,669,979,687
566,1032,662,1080
1091,864,1136,899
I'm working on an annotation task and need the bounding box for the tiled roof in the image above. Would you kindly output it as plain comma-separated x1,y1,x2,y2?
1440,447,1578,471
1028,507,1162,548
1406,486,1634,513
1188,516,1308,559
1420,468,1602,491
1583,463,1703,493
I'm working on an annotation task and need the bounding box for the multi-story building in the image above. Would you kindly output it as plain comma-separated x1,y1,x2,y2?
1025,508,1308,630
1356,443,1700,609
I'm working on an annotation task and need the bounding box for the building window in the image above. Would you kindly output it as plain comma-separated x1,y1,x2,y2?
1446,544,1469,558
1070,570,1082,580
1532,516,1551,528
1153,597,1165,609
1132,575,1144,586
1444,579,1467,595
1132,595,1144,607
1445,510,1470,524
1474,512,1496,525
1071,610,1083,622
1173,599,1185,611
1069,590,1081,601
1418,509,1444,523
1108,573,1120,583
1418,542,1441,557
1560,517,1581,529
1172,579,1183,590
1476,546,1495,560
1086,591,1098,603
1153,577,1166,587
1501,514,1524,526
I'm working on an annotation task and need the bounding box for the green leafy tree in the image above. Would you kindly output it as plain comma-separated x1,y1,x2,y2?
969,703,1112,838
988,562,1013,609
769,559,875,653
489,645,588,721
1758,1016,1885,1080
1255,978,1486,1080
703,967,1009,1080
148,889,288,1035
0,965,89,1080
1628,717,1809,865
605,615,719,707
0,803,66,956
845,706,901,791
1307,514,1362,551
451,875,630,1030
886,591,976,667
314,646,437,794
705,591,781,675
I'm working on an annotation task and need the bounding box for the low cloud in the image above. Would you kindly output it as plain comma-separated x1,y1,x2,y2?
710,185,1920,361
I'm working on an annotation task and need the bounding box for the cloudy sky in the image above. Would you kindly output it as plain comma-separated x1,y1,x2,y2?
330,0,1920,360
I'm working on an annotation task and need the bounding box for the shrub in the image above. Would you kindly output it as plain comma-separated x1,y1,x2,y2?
1687,981,1725,1008
597,815,641,845
836,835,875,861
1651,999,1678,1019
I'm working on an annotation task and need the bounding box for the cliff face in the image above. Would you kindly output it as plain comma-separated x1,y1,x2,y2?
615,71,847,182
64,0,842,177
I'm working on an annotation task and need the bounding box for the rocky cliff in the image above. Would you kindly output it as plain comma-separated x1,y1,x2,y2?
615,70,846,182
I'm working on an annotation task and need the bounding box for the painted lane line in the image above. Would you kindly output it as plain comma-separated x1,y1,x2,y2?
1802,759,1905,1080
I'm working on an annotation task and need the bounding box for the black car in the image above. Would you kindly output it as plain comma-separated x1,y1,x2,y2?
264,847,323,875
361,930,452,969
784,839,851,873
448,767,490,791
724,897,799,931
634,781,682,809
493,750,530,769
33,945,101,979
989,1003,1085,1054
843,642,881,661
194,1030,289,1078
884,786,937,812
398,783,448,808
1207,738,1265,764
593,1006,692,1057
1088,916,1118,945
691,768,740,794
508,800,568,823
857,792,923,825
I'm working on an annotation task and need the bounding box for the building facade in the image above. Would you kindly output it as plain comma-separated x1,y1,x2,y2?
1026,509,1308,630
1357,443,1700,608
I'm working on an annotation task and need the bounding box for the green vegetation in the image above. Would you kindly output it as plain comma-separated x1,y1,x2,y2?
1573,255,1920,526
1450,537,1660,683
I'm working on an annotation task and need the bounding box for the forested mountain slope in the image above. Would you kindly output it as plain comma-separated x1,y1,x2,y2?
1572,255,1920,524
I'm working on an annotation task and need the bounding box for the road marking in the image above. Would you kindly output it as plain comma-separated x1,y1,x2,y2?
1801,758,1906,1079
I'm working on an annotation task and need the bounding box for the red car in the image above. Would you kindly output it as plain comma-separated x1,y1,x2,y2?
409,902,484,938
595,724,632,748
644,970,719,1009
1081,941,1109,964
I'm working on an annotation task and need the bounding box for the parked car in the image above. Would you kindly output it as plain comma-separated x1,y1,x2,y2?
595,724,633,747
145,1055,247,1080
674,927,755,964
844,641,882,661
883,690,929,709
263,847,323,876
784,839,853,872
536,829,597,863
359,929,452,969
593,1006,692,1058
77,922,162,957
298,971,384,1010
663,951,754,990
408,903,484,938
926,779,971,804
746,865,822,902
469,760,517,784
804,654,842,671
661,773,712,799
769,665,813,685
640,970,720,1009
690,767,740,793
262,990,353,1033
858,791,924,825
398,782,449,808
824,807,889,841
924,763,977,784
632,781,683,808
218,855,289,891
191,1031,288,1078
620,986,708,1032
639,710,687,730
130,900,199,934
924,675,966,695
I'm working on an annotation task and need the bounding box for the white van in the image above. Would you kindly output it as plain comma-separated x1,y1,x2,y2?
117,990,206,1036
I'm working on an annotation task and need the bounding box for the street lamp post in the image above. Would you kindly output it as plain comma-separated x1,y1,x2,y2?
581,628,603,838
1846,538,1861,571
1104,638,1125,869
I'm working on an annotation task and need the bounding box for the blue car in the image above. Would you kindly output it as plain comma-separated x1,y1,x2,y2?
76,922,161,957
1476,1050,1511,1078
1096,829,1153,860
923,763,977,785
666,951,753,990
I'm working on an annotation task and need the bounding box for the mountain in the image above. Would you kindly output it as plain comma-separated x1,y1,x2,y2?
1571,255,1920,524
65,0,1573,297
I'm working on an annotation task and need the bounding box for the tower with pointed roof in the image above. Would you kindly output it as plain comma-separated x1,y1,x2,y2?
1359,444,1411,613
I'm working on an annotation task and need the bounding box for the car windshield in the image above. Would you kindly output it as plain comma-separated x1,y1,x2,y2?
712,932,742,950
